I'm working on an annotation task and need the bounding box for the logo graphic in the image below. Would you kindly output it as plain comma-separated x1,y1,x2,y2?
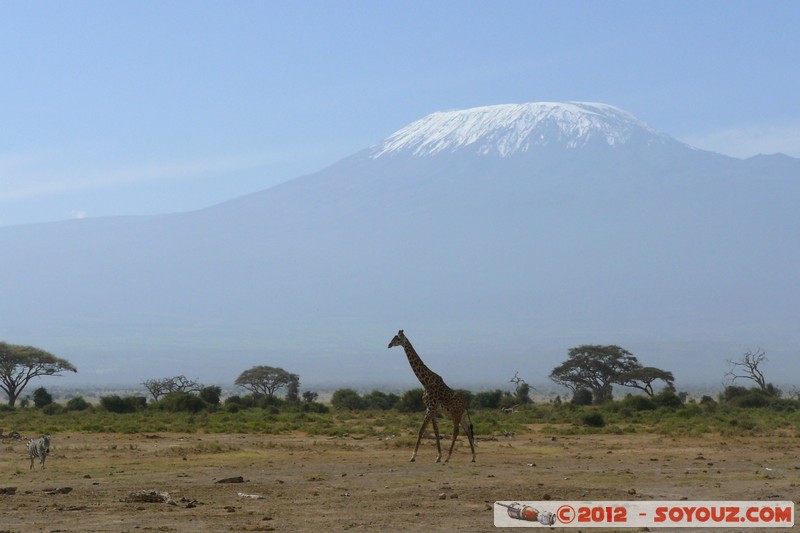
495,502,556,525
494,500,794,528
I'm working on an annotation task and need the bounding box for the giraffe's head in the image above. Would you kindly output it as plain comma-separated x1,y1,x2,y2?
388,329,405,349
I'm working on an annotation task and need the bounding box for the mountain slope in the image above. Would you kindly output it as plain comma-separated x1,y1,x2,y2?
1,103,798,388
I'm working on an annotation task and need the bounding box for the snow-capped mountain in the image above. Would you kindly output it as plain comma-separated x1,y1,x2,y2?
1,102,798,388
370,102,673,158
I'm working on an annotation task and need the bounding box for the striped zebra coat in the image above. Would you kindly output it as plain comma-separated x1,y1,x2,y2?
26,435,50,470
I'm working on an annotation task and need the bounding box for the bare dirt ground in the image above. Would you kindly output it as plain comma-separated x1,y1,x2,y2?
1,428,797,532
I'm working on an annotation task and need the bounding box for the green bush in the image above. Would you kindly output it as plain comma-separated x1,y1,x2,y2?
300,401,329,414
199,386,222,406
571,388,593,406
224,393,284,409
331,389,366,410
33,387,53,408
396,388,425,412
362,390,399,410
623,395,657,411
254,394,285,409
456,389,474,408
731,390,771,408
721,386,749,402
472,390,503,409
100,395,146,413
224,395,247,407
156,392,208,413
582,411,605,428
42,403,65,415
653,390,683,409
719,386,796,409
66,396,91,411
498,393,521,410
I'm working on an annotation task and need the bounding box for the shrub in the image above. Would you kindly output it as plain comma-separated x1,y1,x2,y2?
515,383,532,404
100,395,146,413
472,390,503,409
156,392,207,413
199,386,222,406
225,395,247,408
653,390,683,409
456,389,474,408
720,385,749,403
623,395,657,411
331,389,366,410
66,396,90,411
582,412,606,427
571,388,593,406
302,391,319,403
301,401,329,413
42,403,65,415
254,394,284,409
719,386,792,409
730,389,771,408
699,395,717,413
363,390,399,410
33,387,53,408
224,393,283,409
396,389,425,412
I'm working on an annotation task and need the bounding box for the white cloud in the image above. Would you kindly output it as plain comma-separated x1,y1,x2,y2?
681,123,800,159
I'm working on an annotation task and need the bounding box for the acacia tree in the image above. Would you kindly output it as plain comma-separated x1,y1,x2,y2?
0,342,77,406
235,366,298,397
142,375,201,402
142,378,171,402
549,345,640,404
618,366,675,397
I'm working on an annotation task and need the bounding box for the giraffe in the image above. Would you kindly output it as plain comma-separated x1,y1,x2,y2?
388,330,476,463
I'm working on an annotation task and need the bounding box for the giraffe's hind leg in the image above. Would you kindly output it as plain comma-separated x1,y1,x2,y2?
444,414,461,463
461,415,476,462
431,415,443,463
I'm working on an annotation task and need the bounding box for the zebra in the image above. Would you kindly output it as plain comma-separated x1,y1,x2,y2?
26,435,51,470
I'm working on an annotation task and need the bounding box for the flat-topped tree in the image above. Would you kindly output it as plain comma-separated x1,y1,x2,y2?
142,375,201,402
235,365,298,398
0,342,77,406
549,345,639,404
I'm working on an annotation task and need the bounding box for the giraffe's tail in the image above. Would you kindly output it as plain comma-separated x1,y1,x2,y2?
466,410,475,442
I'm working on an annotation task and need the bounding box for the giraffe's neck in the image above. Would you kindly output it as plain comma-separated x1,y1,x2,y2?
401,339,440,387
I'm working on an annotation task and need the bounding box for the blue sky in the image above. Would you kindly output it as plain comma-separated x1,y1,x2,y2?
2,1,798,227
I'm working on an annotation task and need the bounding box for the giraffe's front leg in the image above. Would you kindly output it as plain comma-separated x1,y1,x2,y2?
411,414,432,462
462,417,477,462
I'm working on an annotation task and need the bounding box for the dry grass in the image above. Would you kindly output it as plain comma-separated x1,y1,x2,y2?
1,429,797,532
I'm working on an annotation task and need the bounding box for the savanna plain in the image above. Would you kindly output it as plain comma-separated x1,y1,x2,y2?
1,402,798,532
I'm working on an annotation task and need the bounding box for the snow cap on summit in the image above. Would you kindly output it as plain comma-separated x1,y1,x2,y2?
371,102,669,158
